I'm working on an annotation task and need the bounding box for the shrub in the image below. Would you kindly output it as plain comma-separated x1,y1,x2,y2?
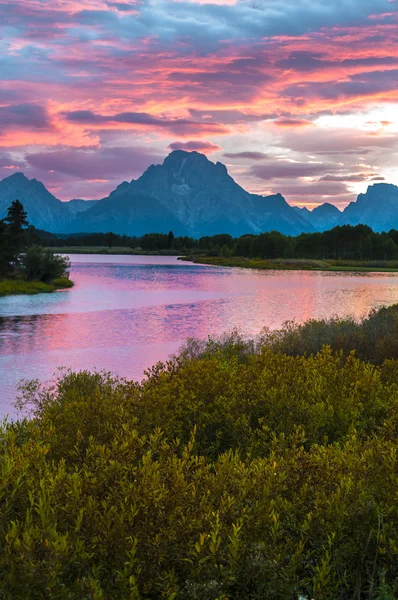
6,305,398,598
21,245,71,282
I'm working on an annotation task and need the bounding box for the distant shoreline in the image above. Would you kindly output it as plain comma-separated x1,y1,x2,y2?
180,256,398,273
50,246,181,256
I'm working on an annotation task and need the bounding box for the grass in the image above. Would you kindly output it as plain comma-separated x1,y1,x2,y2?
181,255,398,272
49,246,181,255
0,277,74,297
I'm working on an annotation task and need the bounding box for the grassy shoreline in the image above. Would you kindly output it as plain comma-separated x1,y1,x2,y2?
0,277,74,297
181,255,398,272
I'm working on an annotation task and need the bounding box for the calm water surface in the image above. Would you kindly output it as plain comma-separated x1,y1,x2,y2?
1,254,398,416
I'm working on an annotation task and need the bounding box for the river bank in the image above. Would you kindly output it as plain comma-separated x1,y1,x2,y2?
181,255,398,272
49,246,181,255
0,277,73,297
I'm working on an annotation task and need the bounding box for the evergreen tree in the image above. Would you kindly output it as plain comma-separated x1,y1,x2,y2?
0,220,13,277
167,230,175,249
4,199,28,267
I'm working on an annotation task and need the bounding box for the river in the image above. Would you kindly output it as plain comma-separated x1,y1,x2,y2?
1,254,398,417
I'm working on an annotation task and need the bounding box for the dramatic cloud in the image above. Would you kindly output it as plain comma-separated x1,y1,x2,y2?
0,0,397,205
0,104,50,130
25,146,163,181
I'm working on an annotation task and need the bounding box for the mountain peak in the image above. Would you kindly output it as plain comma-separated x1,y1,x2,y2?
365,182,398,195
6,171,29,182
163,149,210,167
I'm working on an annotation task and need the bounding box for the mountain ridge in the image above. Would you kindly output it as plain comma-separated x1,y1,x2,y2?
1,152,397,236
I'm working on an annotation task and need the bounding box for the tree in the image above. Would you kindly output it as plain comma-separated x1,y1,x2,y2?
21,246,71,282
0,220,13,277
105,232,116,249
167,230,175,249
4,199,28,267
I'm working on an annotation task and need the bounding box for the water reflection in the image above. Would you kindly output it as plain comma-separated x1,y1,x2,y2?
1,255,398,416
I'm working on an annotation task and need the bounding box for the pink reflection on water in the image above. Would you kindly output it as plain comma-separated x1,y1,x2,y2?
1,255,398,416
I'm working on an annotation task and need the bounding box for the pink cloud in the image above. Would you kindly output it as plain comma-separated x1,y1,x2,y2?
1,0,398,203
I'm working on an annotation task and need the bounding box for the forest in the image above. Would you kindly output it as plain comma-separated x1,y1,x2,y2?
44,225,398,261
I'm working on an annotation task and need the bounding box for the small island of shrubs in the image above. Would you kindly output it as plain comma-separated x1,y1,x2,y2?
0,200,72,296
3,305,398,598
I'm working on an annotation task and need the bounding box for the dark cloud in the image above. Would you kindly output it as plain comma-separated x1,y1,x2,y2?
319,173,374,182
0,104,50,129
63,110,229,135
281,181,350,197
168,141,221,153
274,119,313,127
276,51,327,72
277,51,397,72
106,2,138,12
224,151,269,160
188,108,275,125
0,153,25,169
250,160,340,180
25,146,163,181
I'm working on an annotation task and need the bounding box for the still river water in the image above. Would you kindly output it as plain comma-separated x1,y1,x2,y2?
1,254,398,417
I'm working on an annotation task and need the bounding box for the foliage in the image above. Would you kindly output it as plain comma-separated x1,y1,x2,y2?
0,201,72,291
21,245,71,283
4,305,398,597
41,224,398,262
180,304,398,366
4,199,28,263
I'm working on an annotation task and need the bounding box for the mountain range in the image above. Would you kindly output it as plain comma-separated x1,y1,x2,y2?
0,150,397,236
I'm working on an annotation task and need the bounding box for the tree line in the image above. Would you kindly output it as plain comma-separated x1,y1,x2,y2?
0,200,70,282
45,224,398,260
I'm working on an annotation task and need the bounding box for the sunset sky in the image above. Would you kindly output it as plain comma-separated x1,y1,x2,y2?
1,0,397,207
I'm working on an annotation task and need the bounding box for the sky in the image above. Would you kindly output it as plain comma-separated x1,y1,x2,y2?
0,0,397,207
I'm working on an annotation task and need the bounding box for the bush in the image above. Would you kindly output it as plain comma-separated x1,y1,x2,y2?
6,305,398,598
180,304,398,365
21,245,71,282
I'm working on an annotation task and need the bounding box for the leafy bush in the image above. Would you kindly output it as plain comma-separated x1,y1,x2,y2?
181,304,398,365
6,305,398,598
21,245,71,282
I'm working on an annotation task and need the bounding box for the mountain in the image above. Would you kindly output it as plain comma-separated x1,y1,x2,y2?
72,151,314,237
294,202,341,231
65,199,99,214
0,172,71,233
71,183,183,236
338,184,398,232
3,156,397,238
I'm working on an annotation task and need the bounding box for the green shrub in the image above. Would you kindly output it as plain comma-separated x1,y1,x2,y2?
21,245,71,283
181,304,398,365
6,305,398,598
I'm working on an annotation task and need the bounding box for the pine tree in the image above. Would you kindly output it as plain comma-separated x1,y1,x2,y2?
167,230,175,249
4,200,29,269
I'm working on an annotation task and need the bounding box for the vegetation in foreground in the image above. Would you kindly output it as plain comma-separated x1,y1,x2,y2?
0,200,72,296
3,305,398,598
182,255,398,272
